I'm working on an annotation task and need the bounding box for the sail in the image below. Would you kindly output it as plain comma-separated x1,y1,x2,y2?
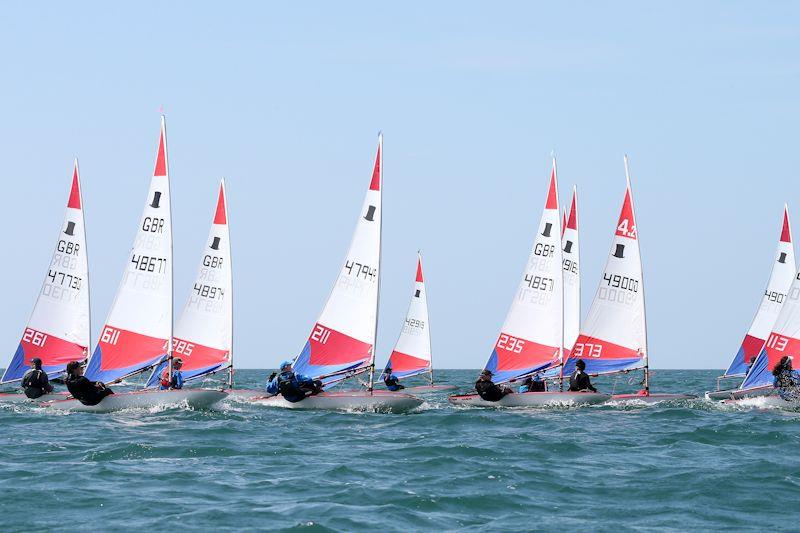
1,161,90,382
85,117,173,382
146,181,232,387
562,186,580,359
564,164,645,376
293,135,382,383
483,161,563,384
741,269,800,389
723,206,795,377
381,253,432,380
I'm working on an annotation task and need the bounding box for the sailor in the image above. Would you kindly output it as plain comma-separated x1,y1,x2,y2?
383,368,404,391
745,355,757,375
474,369,512,402
266,360,323,403
772,356,800,400
64,361,114,406
568,359,598,393
159,358,185,390
21,358,54,399
518,374,546,393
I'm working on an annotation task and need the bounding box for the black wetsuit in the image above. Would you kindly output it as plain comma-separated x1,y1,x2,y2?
475,379,509,402
568,370,597,392
65,375,114,406
21,369,53,399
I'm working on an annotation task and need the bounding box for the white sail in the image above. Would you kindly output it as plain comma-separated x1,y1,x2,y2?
724,206,795,377
1,161,90,382
483,160,563,383
146,180,232,387
382,252,432,379
293,135,382,382
566,158,645,375
562,186,580,358
85,116,173,382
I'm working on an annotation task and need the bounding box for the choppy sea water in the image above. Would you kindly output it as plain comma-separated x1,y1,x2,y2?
1,369,798,531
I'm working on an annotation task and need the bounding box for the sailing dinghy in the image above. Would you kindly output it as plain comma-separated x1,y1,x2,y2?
562,157,693,404
0,161,89,403
727,230,800,408
46,118,226,412
706,206,794,401
250,134,422,412
449,160,609,407
378,253,456,393
562,187,580,361
144,180,245,395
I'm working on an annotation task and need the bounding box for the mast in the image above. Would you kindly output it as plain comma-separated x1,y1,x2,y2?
367,132,383,393
624,154,649,393
552,156,565,392
420,250,434,386
162,115,174,386
76,158,91,365
223,178,233,389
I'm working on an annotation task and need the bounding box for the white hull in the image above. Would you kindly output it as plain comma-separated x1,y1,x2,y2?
610,392,696,404
249,390,423,412
401,384,458,393
0,392,69,404
448,391,610,407
704,385,771,401
725,394,800,409
45,389,228,412
225,389,266,401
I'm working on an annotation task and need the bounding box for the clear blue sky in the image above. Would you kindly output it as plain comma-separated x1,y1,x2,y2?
1,2,798,370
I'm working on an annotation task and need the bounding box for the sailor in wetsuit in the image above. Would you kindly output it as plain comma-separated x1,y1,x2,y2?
64,361,114,406
474,369,512,402
383,367,404,391
21,358,54,399
518,374,546,393
159,358,185,390
568,359,597,392
266,360,323,403
772,356,800,400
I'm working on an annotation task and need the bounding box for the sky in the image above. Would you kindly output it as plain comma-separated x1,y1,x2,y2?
1,2,798,370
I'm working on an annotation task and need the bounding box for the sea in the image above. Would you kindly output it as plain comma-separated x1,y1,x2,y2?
0,369,798,532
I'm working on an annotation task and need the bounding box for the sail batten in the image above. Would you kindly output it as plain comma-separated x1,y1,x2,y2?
293,136,383,383
483,160,564,384
85,117,173,383
1,161,91,383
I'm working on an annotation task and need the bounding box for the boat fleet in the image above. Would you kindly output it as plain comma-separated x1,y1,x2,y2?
0,117,797,413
